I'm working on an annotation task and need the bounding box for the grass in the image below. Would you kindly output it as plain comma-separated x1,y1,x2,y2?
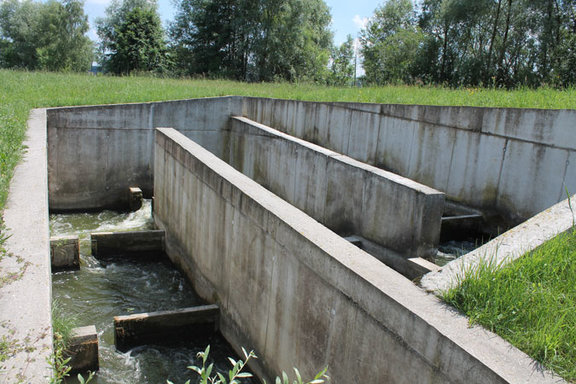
442,230,576,382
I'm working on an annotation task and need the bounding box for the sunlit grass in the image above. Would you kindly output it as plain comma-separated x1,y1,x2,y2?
442,230,576,382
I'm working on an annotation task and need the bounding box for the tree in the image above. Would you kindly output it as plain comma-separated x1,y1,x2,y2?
169,0,332,82
169,0,258,79
360,0,424,84
0,0,91,71
36,0,93,71
328,35,355,86
97,0,168,74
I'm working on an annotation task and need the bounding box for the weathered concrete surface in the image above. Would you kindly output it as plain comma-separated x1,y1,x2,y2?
47,97,243,211
128,187,143,212
421,194,576,293
154,128,564,384
227,116,445,260
242,98,576,226
91,230,165,259
114,304,219,351
46,97,576,226
0,109,52,383
50,236,80,270
67,325,99,374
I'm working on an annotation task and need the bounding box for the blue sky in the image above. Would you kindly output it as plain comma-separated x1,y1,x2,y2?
83,0,380,45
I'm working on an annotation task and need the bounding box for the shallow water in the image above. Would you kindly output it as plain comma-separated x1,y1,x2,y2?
434,240,479,266
50,201,252,384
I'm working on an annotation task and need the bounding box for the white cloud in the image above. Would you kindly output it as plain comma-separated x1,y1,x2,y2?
353,15,368,30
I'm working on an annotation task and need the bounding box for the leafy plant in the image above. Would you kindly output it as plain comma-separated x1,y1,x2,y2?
168,345,329,384
49,301,94,384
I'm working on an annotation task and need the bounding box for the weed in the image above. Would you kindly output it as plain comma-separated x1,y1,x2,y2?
168,345,329,384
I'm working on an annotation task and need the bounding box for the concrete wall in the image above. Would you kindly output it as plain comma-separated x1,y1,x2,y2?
226,116,444,260
242,98,576,225
153,127,560,384
47,97,243,211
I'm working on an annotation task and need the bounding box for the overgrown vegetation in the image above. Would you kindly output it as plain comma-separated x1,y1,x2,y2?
442,230,576,382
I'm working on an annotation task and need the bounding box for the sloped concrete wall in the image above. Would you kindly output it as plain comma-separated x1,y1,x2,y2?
47,97,243,211
242,98,576,225
154,127,560,384
227,116,444,259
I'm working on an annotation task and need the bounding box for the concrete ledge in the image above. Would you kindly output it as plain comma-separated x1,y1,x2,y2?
67,325,99,374
114,305,219,352
50,236,80,271
91,230,165,259
0,109,52,383
421,194,576,293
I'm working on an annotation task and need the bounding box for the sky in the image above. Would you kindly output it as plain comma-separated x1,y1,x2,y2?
83,0,380,45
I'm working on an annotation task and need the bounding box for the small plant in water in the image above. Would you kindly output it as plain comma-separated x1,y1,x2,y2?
168,345,329,384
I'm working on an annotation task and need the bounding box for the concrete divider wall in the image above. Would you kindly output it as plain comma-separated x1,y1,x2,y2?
47,97,243,211
153,127,560,384
242,98,576,224
227,116,445,259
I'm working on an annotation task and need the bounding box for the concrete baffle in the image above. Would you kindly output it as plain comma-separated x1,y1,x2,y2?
128,187,143,212
91,230,165,259
67,325,99,374
50,236,80,271
114,305,219,352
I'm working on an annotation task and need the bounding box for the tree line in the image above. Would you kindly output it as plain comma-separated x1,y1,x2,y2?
1,0,575,88
363,0,576,87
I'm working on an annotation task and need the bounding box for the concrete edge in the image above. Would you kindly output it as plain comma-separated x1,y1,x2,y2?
229,116,444,197
156,127,565,384
421,194,576,293
0,109,52,383
44,95,241,113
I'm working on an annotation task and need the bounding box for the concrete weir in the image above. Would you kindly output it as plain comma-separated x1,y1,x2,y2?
1,98,574,383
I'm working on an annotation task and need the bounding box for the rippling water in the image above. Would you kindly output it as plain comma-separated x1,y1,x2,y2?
51,201,251,384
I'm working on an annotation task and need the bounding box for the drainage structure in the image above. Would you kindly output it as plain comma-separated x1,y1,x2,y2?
1,98,574,383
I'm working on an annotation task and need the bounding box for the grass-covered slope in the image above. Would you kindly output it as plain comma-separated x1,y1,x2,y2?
443,230,576,382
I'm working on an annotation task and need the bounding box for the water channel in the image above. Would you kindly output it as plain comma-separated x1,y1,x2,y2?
50,201,252,384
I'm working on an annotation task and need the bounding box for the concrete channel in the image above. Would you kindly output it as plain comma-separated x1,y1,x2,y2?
1,98,574,383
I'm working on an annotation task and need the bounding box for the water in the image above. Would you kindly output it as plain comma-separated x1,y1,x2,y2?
50,201,250,384
434,240,479,266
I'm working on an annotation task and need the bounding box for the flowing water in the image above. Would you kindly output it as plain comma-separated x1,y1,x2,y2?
51,201,252,384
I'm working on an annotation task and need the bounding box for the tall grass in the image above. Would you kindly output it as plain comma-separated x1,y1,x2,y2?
442,230,576,382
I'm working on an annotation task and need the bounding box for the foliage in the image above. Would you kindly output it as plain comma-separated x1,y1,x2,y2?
50,301,94,384
328,35,355,86
442,230,576,382
169,0,332,82
167,345,329,384
359,0,576,88
0,0,92,71
96,0,168,75
360,0,424,85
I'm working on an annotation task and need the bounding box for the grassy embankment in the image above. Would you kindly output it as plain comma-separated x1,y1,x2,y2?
443,229,576,382
1,69,576,378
